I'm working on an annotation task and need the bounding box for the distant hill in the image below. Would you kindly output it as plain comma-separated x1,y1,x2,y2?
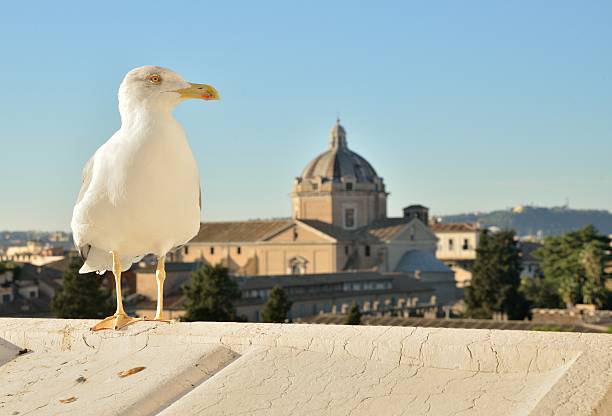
440,206,612,237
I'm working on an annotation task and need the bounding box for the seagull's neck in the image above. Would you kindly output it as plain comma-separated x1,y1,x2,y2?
119,103,177,132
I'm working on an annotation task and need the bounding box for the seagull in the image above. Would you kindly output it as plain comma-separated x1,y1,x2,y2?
70,66,219,331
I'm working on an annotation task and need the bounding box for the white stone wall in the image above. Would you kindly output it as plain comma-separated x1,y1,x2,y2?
0,319,610,415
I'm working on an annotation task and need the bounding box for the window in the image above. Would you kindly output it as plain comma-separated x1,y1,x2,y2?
312,183,319,191
2,294,10,303
345,182,353,191
30,291,36,298
345,245,349,255
289,257,308,275
237,246,242,255
448,239,454,251
210,246,215,255
184,246,189,255
344,208,356,229
462,239,469,250
365,245,371,257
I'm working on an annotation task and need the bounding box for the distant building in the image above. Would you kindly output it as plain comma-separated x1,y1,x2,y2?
180,120,455,299
431,223,543,285
519,241,542,278
430,222,480,287
128,120,462,319
1,240,66,266
0,269,15,304
0,263,45,316
129,262,451,322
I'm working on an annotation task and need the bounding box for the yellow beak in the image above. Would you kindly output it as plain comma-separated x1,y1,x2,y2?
175,83,220,101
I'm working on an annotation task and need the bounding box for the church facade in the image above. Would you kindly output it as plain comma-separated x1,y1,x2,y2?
182,120,449,280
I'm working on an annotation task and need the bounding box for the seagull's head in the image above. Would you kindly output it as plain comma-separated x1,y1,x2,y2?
118,65,219,114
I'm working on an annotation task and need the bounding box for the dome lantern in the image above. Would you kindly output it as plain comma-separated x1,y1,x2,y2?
329,118,347,149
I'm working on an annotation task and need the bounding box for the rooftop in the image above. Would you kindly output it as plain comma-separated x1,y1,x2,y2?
191,217,418,244
430,222,479,233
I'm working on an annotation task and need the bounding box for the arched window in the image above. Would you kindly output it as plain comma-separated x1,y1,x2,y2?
288,256,308,275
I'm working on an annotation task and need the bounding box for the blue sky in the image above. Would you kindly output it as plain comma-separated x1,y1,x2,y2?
1,1,611,231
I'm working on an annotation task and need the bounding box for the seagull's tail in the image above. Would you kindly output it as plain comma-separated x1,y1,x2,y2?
79,246,142,275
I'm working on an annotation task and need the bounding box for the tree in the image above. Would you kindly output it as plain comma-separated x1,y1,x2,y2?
182,264,241,322
51,256,113,318
519,276,562,309
344,302,362,325
261,286,292,323
535,225,611,308
465,229,528,320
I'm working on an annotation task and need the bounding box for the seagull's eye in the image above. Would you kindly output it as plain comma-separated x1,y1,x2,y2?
147,74,162,85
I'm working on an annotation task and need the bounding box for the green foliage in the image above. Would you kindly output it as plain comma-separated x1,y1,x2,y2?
519,276,562,309
466,230,529,320
261,286,292,323
182,264,241,322
344,302,362,325
535,225,611,307
51,256,113,319
531,325,573,332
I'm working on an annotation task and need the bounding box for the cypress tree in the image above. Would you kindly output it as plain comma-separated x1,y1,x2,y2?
182,264,241,322
51,256,113,318
466,229,528,320
261,286,292,323
345,302,362,325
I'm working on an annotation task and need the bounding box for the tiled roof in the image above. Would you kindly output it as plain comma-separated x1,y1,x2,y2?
430,222,479,233
236,271,389,290
362,218,411,241
191,217,425,245
191,220,294,243
298,220,360,241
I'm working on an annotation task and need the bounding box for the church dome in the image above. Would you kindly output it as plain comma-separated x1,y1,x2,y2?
300,120,379,183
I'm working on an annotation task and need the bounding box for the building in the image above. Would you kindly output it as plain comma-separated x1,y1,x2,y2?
431,223,544,285
430,222,480,287
519,241,543,278
0,263,46,316
129,262,446,322
1,240,66,266
182,120,453,287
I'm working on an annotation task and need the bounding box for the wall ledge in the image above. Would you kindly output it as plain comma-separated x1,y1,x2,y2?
0,318,610,415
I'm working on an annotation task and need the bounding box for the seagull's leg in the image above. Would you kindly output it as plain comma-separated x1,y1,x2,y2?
91,251,142,331
148,255,171,323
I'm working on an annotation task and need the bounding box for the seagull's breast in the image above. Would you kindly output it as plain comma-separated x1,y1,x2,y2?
74,115,201,256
